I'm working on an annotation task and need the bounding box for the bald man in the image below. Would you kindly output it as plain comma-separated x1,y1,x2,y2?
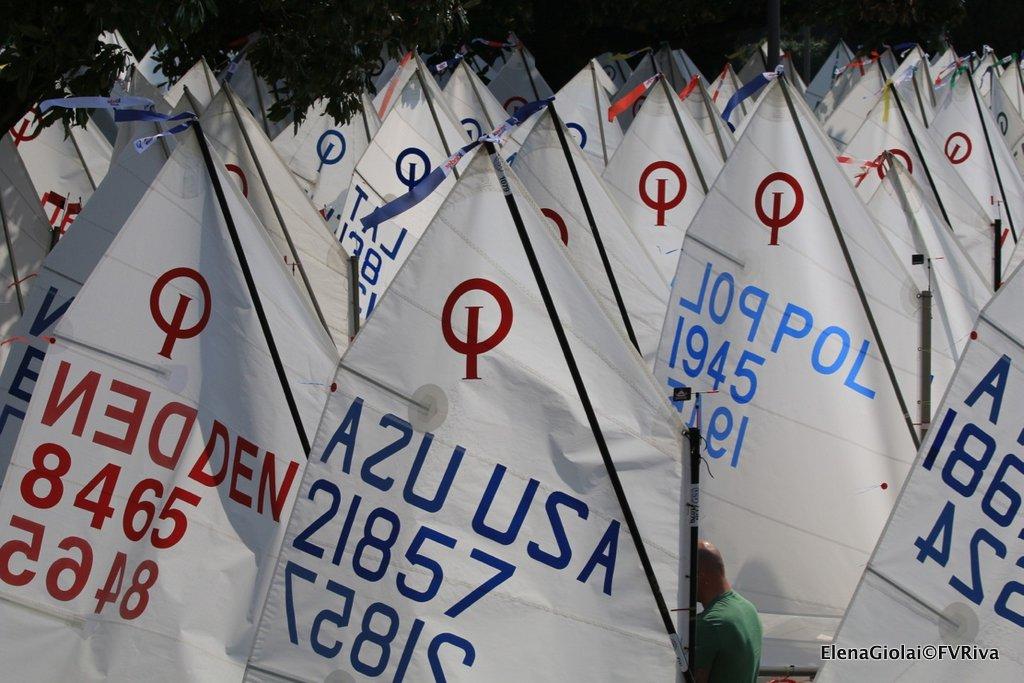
694,540,762,683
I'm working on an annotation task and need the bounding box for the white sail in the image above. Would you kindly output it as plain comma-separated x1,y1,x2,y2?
866,158,992,361
610,53,657,130
166,58,221,113
602,77,723,281
0,133,176,487
709,63,748,120
0,136,52,340
486,47,554,118
654,79,924,669
0,132,337,680
272,93,380,208
989,72,1024,177
336,56,469,320
227,57,291,140
596,52,632,93
818,261,1024,682
199,86,353,349
372,51,416,120
997,59,1024,116
929,73,1024,276
551,60,625,170
806,41,856,111
842,82,1007,284
513,108,669,361
245,148,686,682
815,52,870,123
442,61,509,145
824,60,887,149
891,45,937,126
7,111,112,232
679,76,736,161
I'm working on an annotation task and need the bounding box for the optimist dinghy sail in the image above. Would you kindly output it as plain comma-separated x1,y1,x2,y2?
805,41,856,111
7,109,112,231
818,260,1024,682
602,76,723,282
550,59,625,170
0,130,337,680
442,61,509,146
166,58,221,113
654,78,928,669
842,81,1011,285
334,55,469,321
866,158,992,362
513,108,668,362
0,125,177,487
199,86,353,349
245,149,689,682
0,136,52,340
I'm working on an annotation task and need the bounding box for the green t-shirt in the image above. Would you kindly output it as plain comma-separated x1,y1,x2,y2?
695,589,763,683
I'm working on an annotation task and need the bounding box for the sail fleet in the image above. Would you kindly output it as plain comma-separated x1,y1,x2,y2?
0,33,1022,681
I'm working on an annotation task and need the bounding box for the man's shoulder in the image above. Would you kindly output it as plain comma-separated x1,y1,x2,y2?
701,591,761,629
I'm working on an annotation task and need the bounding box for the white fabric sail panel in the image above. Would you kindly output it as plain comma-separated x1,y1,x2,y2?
372,52,416,120
337,61,469,320
929,75,1024,277
932,46,957,70
443,61,509,144
245,150,686,682
602,78,723,281
654,80,923,669
709,63,748,120
815,55,869,122
998,61,1024,116
486,48,555,118
880,49,899,78
610,55,656,130
805,41,856,110
0,136,52,340
824,61,887,149
514,110,669,361
989,74,1024,178
597,52,632,93
673,49,704,82
891,46,937,126
0,137,175,486
654,47,691,92
552,61,625,169
591,58,618,98
842,85,1007,282
228,58,291,140
817,262,1024,682
8,111,112,225
167,58,221,113
974,52,1000,101
867,161,992,360
200,87,352,351
736,43,769,87
0,134,337,680
272,94,380,210
679,77,736,161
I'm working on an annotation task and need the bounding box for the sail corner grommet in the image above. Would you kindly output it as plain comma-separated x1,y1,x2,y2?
939,601,980,644
324,670,356,683
410,383,448,431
